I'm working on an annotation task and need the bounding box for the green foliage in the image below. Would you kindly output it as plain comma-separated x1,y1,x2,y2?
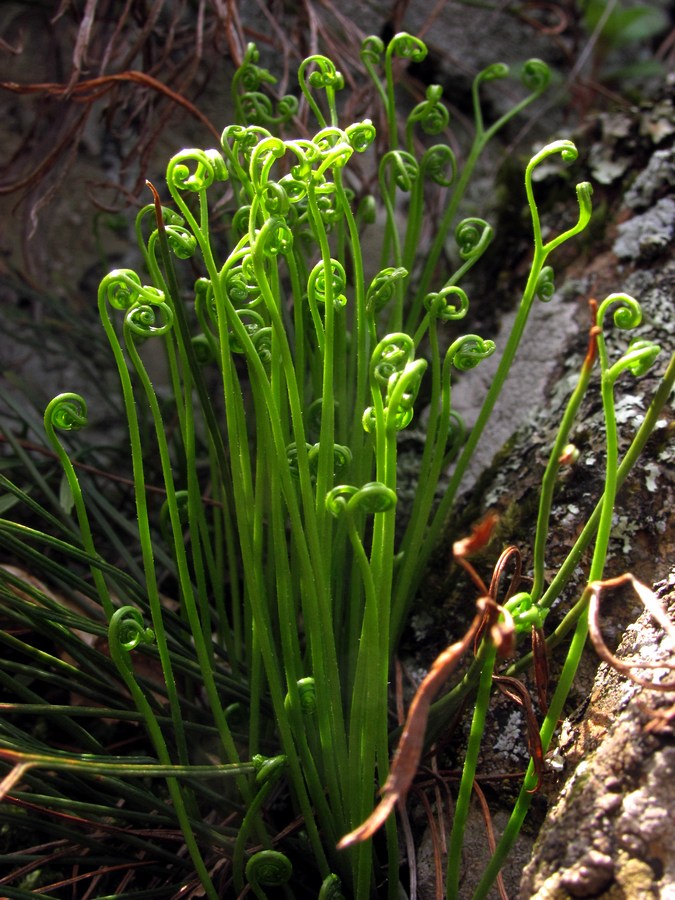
578,0,670,82
0,32,672,900
580,0,669,49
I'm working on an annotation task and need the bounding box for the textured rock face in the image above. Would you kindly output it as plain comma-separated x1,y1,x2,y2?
520,577,675,899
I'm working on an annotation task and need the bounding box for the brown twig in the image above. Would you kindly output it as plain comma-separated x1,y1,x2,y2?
0,71,221,142
472,780,509,900
492,675,545,793
531,625,549,715
337,597,496,848
588,574,675,692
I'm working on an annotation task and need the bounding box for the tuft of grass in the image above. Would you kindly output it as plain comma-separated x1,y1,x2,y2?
1,33,672,899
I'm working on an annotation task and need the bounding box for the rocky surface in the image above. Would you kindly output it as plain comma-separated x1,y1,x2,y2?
520,574,675,899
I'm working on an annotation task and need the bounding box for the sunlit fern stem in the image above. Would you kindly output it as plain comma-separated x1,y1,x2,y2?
530,322,598,603
446,642,498,899
122,328,249,786
391,253,544,643
43,397,115,622
108,607,218,900
471,302,634,900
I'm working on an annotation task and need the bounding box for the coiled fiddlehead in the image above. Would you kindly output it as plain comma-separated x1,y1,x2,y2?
365,337,427,434
166,148,228,194
385,359,428,432
619,338,662,378
325,482,397,518
135,203,185,276
253,214,293,258
251,326,273,368
252,753,288,781
163,224,197,259
387,32,427,65
369,333,415,388
319,873,347,900
312,181,343,228
228,309,267,354
384,33,428,147
525,141,593,255
307,442,352,483
473,59,550,141
424,285,470,323
245,851,293,899
360,34,384,70
520,57,551,95
45,392,87,433
221,123,271,198
346,120,377,154
231,203,252,237
223,258,262,309
285,442,313,480
596,292,642,333
231,45,298,127
100,268,161,313
278,172,309,207
249,135,286,201
124,299,174,340
456,218,494,262
109,605,155,657
420,143,457,187
43,393,114,621
366,267,408,319
240,91,299,128
231,43,276,101
252,181,291,232
239,92,275,127
504,591,548,633
472,62,509,133
445,334,497,373
296,677,318,715
596,294,660,383
308,259,348,311
406,84,449,151
298,55,344,128
398,218,489,335
284,677,317,716
230,754,289,897
535,266,555,301
379,149,419,193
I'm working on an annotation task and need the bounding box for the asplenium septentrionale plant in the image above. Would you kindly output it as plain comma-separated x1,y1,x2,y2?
0,33,673,900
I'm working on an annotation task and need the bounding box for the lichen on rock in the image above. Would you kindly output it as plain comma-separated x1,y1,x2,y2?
520,577,675,899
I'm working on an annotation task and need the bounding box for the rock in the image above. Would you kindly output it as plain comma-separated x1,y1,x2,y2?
624,146,675,210
519,577,675,899
612,197,675,261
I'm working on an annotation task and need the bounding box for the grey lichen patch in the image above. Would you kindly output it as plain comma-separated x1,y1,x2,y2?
639,75,675,145
624,146,675,210
588,112,637,186
492,709,528,760
612,196,675,261
520,579,675,898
